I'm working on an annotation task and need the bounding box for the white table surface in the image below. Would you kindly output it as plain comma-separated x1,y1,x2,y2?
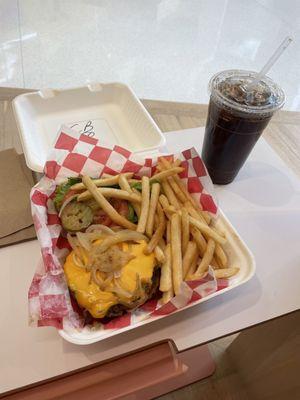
1,127,300,394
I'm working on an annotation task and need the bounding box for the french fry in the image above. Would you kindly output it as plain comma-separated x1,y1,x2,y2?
94,230,148,253
178,178,203,209
151,167,184,182
137,176,150,233
128,178,140,184
195,239,216,275
170,213,182,295
184,201,207,223
159,237,166,250
159,158,186,203
189,217,226,245
159,157,211,223
181,208,190,255
187,202,211,225
159,157,177,171
166,220,171,243
188,272,205,281
173,159,182,168
154,245,165,264
158,158,181,168
164,205,177,215
184,200,211,227
161,180,180,209
158,162,184,203
186,255,199,279
182,241,198,279
154,213,159,229
212,225,226,237
144,204,166,254
184,202,227,265
211,257,219,269
159,194,173,219
214,267,239,279
161,204,224,250
146,182,160,237
77,188,141,203
176,181,211,224
159,244,172,292
101,173,114,179
72,172,133,190
168,179,186,203
214,243,228,268
158,203,210,254
119,174,142,219
159,159,208,221
202,211,212,225
82,176,136,230
162,288,174,304
190,226,207,256
119,173,134,193
169,179,186,204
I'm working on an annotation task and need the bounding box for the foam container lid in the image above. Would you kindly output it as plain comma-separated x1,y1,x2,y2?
13,82,165,172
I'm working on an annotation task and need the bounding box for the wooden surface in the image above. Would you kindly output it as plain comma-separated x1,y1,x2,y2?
1,88,299,400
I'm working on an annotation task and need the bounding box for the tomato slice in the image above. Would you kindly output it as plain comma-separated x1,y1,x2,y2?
91,199,129,227
93,209,112,226
63,189,79,202
111,199,129,218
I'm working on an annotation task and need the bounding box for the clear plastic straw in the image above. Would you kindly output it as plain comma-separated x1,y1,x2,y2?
246,36,293,91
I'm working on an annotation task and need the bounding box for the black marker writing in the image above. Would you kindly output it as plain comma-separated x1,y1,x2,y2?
82,120,95,137
69,120,96,137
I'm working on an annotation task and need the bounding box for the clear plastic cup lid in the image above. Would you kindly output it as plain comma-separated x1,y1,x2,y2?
209,69,285,115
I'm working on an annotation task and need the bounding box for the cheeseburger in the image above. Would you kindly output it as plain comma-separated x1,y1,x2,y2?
54,174,161,322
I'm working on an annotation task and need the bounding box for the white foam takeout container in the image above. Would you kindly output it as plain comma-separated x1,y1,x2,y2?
13,82,166,172
60,209,255,345
13,81,255,345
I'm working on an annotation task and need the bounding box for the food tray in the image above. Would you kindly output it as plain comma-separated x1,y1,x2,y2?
13,82,165,172
28,125,255,345
59,209,255,345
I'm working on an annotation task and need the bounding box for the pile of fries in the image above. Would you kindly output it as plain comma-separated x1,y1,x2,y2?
71,156,239,304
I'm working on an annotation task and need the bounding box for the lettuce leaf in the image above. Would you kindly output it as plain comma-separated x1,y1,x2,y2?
53,177,81,210
131,179,159,192
127,203,138,223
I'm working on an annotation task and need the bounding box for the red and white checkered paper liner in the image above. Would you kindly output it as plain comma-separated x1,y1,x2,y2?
29,125,227,331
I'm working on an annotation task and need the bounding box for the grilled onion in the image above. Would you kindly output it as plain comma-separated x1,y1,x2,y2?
67,233,79,252
58,194,78,218
72,252,86,269
88,245,135,273
94,230,148,253
86,224,114,235
91,266,105,290
76,232,92,251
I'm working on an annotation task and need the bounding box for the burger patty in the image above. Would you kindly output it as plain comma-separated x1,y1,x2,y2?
105,266,161,318
75,266,161,325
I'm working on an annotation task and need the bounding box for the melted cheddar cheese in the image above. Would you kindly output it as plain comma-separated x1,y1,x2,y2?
64,240,156,318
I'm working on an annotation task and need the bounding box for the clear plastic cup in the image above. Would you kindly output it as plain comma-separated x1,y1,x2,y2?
201,69,285,184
